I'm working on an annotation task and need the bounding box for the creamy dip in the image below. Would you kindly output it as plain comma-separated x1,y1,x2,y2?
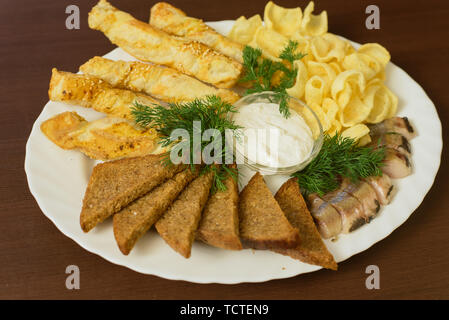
233,102,314,168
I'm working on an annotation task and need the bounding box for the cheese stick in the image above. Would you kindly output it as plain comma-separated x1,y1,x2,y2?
41,112,161,160
49,69,158,121
149,2,244,64
79,57,240,104
88,0,242,88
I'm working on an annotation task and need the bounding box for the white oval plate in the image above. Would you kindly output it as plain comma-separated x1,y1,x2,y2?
25,21,442,284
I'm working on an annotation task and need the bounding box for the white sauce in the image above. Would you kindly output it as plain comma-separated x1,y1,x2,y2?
233,102,314,168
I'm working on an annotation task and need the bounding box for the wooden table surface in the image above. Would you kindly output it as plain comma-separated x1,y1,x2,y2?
1,0,448,300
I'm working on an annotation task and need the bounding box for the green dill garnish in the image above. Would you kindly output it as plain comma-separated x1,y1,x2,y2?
131,96,241,192
240,40,306,118
291,133,386,196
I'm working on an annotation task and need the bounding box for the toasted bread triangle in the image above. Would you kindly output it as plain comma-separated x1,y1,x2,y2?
238,173,299,250
274,178,338,270
197,165,242,250
80,154,180,232
113,168,198,255
156,170,214,258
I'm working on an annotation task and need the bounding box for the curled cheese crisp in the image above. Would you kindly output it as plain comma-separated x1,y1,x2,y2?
286,60,308,99
250,26,288,58
305,75,326,107
339,94,372,127
341,124,370,141
342,52,382,81
307,60,337,95
358,43,391,68
332,70,366,107
310,33,347,62
301,1,328,36
264,1,302,36
228,15,263,45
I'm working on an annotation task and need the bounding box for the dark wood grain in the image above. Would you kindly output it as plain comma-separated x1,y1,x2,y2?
0,0,448,299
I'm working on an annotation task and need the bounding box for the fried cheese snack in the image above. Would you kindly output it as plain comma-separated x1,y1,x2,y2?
88,0,242,88
49,69,158,121
150,2,244,63
41,112,160,161
79,57,240,104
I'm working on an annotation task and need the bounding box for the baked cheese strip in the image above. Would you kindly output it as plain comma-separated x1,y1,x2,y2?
49,69,158,121
149,2,244,64
88,0,242,88
79,57,240,104
41,111,161,160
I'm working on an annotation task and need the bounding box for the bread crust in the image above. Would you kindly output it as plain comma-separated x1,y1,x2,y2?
155,170,213,258
80,155,181,232
238,173,299,250
88,0,242,88
274,178,338,270
80,57,240,104
113,168,198,255
150,2,244,63
49,69,157,121
196,165,242,250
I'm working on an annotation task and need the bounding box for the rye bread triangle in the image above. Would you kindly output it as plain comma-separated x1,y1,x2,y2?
80,154,181,232
113,168,198,255
197,165,242,250
155,170,214,258
274,178,338,270
238,172,299,250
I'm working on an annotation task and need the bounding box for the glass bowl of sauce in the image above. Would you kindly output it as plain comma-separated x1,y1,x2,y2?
229,91,323,175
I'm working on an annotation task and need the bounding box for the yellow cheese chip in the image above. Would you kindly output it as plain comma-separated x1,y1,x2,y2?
228,15,263,45
339,94,371,127
310,33,346,62
357,134,372,146
286,60,308,99
327,119,342,136
306,60,336,95
341,124,370,141
358,43,391,68
322,97,339,121
301,1,328,36
342,52,382,80
305,75,325,107
264,1,302,36
250,26,288,58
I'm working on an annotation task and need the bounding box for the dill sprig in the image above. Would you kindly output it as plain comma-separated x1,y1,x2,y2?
131,96,241,192
240,40,306,118
292,133,386,196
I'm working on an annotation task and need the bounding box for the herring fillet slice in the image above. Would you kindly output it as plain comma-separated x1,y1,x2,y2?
155,171,214,258
79,57,240,104
196,166,242,250
113,168,198,255
88,0,242,88
274,178,337,270
149,2,244,63
49,69,158,121
238,172,299,250
80,155,180,232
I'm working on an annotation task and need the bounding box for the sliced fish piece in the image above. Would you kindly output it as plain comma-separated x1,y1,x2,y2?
364,175,394,205
321,182,367,234
344,181,381,223
368,116,416,140
370,132,411,155
382,148,412,178
307,194,342,239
